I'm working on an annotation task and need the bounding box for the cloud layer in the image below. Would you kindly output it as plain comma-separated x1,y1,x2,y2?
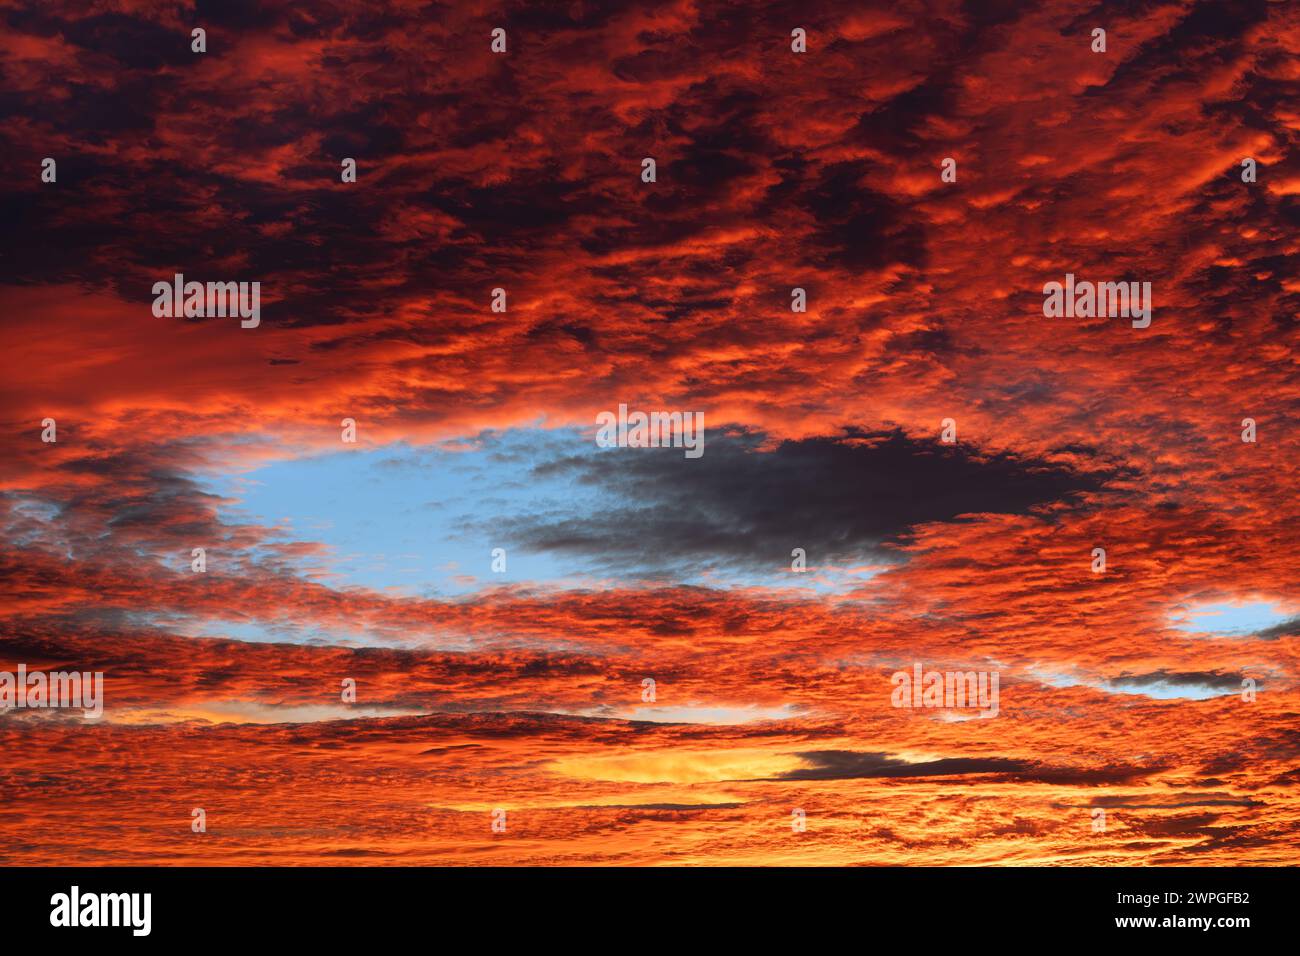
1,0,1298,865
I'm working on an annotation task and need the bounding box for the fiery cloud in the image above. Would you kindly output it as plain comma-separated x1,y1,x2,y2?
1,0,1298,865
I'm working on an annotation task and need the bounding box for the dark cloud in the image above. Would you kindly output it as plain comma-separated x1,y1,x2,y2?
772,750,1030,780
1252,617,1300,640
799,162,929,271
1078,795,1262,809
1136,814,1225,837
1106,670,1246,695
509,427,1120,575
60,13,194,70
769,751,1158,785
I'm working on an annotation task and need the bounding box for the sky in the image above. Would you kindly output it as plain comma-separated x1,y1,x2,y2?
1,0,1298,866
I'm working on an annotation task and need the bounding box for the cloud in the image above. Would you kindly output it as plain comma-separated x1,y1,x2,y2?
1104,669,1247,699
775,750,1030,780
508,427,1118,575
1,0,1298,866
772,750,1157,785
